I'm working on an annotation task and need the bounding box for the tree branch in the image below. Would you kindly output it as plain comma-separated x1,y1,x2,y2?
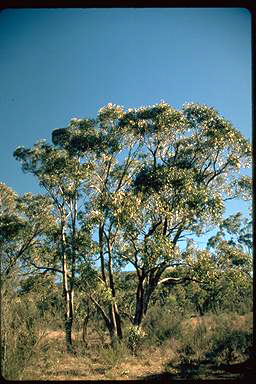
90,295,111,330
29,261,65,276
158,276,209,286
115,147,132,192
145,220,162,238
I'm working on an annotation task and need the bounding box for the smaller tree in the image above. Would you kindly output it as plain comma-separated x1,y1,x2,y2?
0,184,60,379
0,183,56,278
163,212,253,316
14,143,92,352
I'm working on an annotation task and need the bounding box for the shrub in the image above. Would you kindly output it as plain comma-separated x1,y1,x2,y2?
143,304,183,345
207,328,252,365
2,289,41,379
98,340,130,367
165,311,252,378
127,325,146,354
1,275,62,380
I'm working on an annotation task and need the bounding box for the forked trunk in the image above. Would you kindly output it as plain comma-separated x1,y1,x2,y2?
133,271,161,327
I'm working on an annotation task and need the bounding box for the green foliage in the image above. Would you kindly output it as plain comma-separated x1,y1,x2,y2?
0,184,56,277
143,303,183,345
9,100,252,361
164,311,252,378
127,325,147,354
98,341,130,368
1,276,51,379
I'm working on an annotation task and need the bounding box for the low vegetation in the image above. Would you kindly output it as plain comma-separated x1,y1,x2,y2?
1,271,253,380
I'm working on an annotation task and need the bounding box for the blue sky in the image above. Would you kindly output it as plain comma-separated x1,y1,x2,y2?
0,7,252,232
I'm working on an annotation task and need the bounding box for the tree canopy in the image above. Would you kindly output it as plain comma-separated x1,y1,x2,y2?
10,101,252,350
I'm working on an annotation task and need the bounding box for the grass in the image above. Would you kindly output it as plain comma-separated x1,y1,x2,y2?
164,312,253,379
3,311,253,381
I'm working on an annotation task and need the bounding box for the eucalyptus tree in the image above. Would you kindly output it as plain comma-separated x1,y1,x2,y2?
0,183,58,375
171,211,253,316
192,212,253,314
52,105,141,346
50,102,251,332
13,101,251,346
14,143,91,352
0,182,56,278
111,102,252,326
207,211,252,257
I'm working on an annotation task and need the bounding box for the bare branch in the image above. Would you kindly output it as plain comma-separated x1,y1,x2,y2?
158,276,208,286
29,261,64,276
90,295,111,330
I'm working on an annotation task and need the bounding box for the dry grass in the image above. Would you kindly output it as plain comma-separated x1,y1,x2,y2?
21,329,178,381
18,312,253,381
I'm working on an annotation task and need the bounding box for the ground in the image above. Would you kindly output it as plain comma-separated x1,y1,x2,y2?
19,313,255,381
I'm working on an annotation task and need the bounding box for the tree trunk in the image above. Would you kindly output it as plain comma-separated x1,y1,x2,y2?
106,231,123,341
96,223,123,346
61,219,73,353
133,269,164,327
90,296,119,348
64,295,73,353
63,285,74,353
99,223,107,283
133,275,145,326
113,302,123,339
143,284,155,317
108,263,123,339
109,303,119,348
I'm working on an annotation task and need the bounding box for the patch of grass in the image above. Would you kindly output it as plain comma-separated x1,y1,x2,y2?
143,306,183,345
9,310,253,381
207,328,252,365
165,312,252,379
97,340,131,368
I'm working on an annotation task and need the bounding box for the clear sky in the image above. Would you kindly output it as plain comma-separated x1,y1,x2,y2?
0,7,252,232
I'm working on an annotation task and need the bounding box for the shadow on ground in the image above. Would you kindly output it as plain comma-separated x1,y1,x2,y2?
137,358,256,383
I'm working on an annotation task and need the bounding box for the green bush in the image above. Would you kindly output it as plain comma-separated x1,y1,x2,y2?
207,327,252,365
143,304,183,345
98,340,130,367
178,321,211,361
127,325,146,354
2,292,40,379
1,275,63,380
165,311,252,378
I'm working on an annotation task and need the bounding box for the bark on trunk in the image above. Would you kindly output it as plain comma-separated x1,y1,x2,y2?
99,223,107,283
133,274,145,326
109,303,119,348
105,230,123,341
108,246,123,340
96,222,123,346
90,295,119,348
133,269,164,327
63,285,74,352
143,284,155,317
113,302,123,339
65,305,73,353
61,218,73,353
